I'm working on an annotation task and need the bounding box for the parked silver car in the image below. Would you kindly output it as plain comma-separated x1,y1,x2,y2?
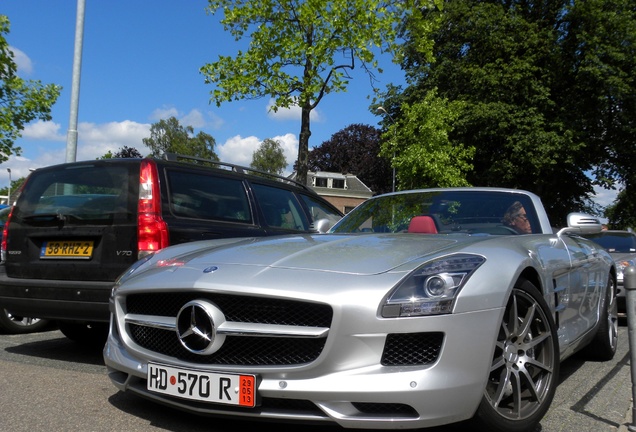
104,188,617,432
583,229,636,312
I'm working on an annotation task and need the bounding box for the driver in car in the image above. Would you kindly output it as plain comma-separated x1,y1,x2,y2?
503,201,532,234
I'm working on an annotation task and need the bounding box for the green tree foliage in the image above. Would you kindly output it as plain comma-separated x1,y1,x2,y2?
604,190,636,230
0,175,25,203
250,138,287,175
113,145,143,158
142,116,219,161
390,0,635,225
563,0,636,226
201,0,440,185
307,123,392,195
379,90,472,190
0,16,61,163
100,145,143,159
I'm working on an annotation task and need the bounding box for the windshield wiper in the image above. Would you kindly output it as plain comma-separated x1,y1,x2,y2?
22,213,83,223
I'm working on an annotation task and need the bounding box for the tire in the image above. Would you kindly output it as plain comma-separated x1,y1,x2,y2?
0,309,50,334
472,278,560,432
585,275,618,361
58,321,108,346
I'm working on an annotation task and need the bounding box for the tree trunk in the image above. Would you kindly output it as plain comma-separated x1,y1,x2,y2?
296,104,312,185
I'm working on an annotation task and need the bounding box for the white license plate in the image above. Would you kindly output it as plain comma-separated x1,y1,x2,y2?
147,363,256,407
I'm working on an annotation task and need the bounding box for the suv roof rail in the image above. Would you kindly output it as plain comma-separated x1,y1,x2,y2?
162,153,310,191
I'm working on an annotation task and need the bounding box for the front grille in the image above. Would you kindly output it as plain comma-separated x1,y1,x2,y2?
125,292,332,366
129,325,326,365
381,332,444,366
126,292,332,327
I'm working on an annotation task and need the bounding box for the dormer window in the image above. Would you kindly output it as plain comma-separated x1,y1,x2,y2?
331,178,345,189
314,177,328,187
310,173,348,189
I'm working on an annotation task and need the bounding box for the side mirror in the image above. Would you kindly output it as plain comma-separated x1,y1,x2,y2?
556,212,603,236
311,218,332,234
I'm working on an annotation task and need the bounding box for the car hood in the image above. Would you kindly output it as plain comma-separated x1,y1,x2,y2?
150,234,475,276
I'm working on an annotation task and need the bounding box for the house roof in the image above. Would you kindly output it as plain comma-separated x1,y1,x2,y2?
290,171,374,199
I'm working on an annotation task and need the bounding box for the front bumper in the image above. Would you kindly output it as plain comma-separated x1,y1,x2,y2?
104,307,503,430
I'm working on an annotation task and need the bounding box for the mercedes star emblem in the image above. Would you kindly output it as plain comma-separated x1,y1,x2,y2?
176,300,226,355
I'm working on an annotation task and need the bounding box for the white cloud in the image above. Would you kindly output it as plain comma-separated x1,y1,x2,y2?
10,118,300,184
21,120,65,141
9,120,151,171
149,107,224,131
9,46,33,75
592,185,620,208
150,107,179,121
2,154,64,185
31,150,66,168
217,133,299,174
273,133,299,173
207,111,225,130
266,99,323,122
20,120,150,162
217,135,262,166
75,120,151,160
181,109,206,129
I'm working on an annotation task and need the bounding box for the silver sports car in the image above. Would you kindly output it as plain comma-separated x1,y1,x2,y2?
104,187,617,432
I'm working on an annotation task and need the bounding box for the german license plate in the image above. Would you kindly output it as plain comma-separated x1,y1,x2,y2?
147,363,256,407
40,240,94,259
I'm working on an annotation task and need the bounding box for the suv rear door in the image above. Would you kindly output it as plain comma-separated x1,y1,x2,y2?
161,165,268,243
161,164,342,240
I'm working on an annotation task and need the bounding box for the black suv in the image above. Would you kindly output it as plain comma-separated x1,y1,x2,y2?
0,154,342,342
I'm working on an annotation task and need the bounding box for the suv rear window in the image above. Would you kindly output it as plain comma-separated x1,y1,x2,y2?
167,170,252,223
251,183,309,230
300,193,343,227
18,164,133,223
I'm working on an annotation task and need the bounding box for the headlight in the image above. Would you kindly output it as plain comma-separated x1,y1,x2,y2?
382,254,485,318
616,259,635,272
615,259,635,280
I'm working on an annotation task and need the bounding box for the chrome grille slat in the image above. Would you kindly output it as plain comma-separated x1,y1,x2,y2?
125,313,329,338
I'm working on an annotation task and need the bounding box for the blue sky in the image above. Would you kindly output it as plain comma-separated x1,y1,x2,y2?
2,0,617,209
3,0,401,181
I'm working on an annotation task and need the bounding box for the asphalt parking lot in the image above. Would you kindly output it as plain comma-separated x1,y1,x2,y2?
0,322,633,432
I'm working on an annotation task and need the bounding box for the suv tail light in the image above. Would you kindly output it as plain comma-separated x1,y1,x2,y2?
1,205,15,262
138,160,169,258
1,178,28,262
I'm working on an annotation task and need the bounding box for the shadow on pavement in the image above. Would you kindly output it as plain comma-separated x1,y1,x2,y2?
3,330,105,366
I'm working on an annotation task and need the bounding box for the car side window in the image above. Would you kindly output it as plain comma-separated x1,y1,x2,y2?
167,170,252,223
251,183,309,230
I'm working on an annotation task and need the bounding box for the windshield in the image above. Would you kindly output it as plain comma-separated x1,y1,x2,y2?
584,232,636,253
330,190,540,235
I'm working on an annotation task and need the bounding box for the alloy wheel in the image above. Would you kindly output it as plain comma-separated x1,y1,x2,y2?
484,288,557,421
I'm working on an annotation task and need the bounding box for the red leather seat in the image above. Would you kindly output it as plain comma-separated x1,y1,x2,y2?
407,216,438,234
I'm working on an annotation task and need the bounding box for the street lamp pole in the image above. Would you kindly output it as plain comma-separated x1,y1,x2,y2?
66,0,86,163
6,168,11,205
377,106,396,192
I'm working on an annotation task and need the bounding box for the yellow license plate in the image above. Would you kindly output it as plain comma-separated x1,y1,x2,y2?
40,240,94,259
